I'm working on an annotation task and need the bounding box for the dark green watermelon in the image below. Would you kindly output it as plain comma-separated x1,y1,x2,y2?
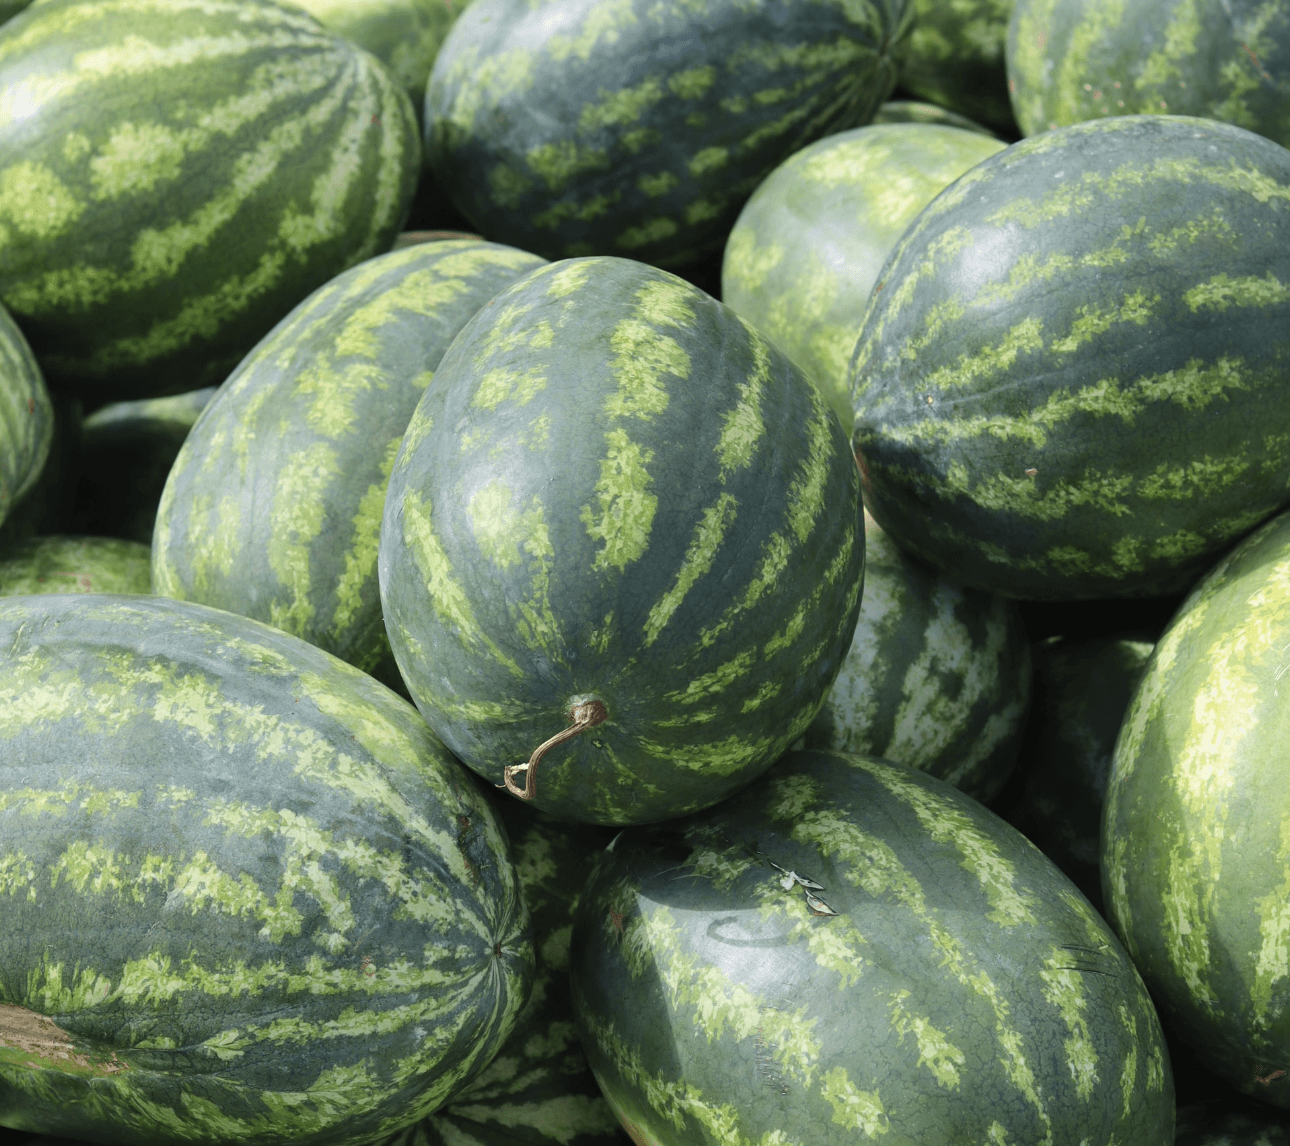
0,593,532,1145
1008,0,1290,145
1104,505,1290,1109
803,509,1030,802
571,748,1175,1144
153,237,544,693
0,0,421,400
0,534,151,595
849,114,1290,600
378,256,864,825
424,0,912,268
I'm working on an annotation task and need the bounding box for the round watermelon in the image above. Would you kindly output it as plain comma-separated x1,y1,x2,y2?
572,748,1175,1144
378,256,865,825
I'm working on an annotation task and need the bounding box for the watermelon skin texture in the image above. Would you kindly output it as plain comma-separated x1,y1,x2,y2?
0,534,151,595
1103,506,1290,1109
804,510,1030,803
1008,0,1290,145
152,238,544,694
0,593,533,1146
570,749,1174,1145
424,0,912,268
378,256,865,826
382,802,623,1146
722,121,1005,429
0,302,52,530
0,0,421,402
849,114,1290,601
899,0,1016,134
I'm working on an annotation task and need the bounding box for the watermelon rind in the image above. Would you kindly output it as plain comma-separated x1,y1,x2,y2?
0,534,151,595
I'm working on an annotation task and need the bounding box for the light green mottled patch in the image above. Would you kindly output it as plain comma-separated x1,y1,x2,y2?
267,440,337,636
526,140,610,193
332,437,401,638
616,217,677,250
717,323,769,479
579,429,656,572
488,163,532,210
689,147,728,176
923,316,1045,392
1049,290,1157,354
0,160,83,239
545,0,637,63
1253,814,1290,1031
1185,271,1290,312
668,66,716,98
472,366,547,411
643,493,737,647
638,171,679,197
606,322,685,420
664,649,756,705
1039,948,1099,1101
820,1066,888,1135
888,989,964,1090
401,490,523,677
696,532,792,651
544,260,594,299
579,77,664,132
89,121,190,200
784,402,834,545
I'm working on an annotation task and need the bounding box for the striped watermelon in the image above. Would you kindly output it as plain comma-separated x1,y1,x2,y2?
283,0,474,129
423,0,912,268
0,593,532,1146
722,120,1005,428
1007,0,1290,144
0,535,151,595
571,748,1175,1144
803,510,1030,803
899,0,1016,134
1104,505,1290,1109
849,114,1290,600
153,237,544,693
378,256,865,825
0,302,52,531
385,802,623,1146
0,0,421,402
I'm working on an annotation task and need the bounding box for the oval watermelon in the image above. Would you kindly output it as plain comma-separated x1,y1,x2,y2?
849,114,1290,600
1104,504,1290,1109
571,748,1175,1144
0,593,532,1145
0,0,421,401
424,0,912,267
153,237,545,693
378,256,865,825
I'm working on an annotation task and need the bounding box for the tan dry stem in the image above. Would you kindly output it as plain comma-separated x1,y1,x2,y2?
500,698,608,800
0,1003,127,1075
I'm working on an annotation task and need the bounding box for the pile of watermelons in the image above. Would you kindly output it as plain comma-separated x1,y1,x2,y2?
3,0,1290,1141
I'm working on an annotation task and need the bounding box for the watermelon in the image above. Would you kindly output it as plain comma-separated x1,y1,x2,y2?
571,748,1175,1144
378,256,865,825
870,98,997,134
384,801,623,1146
0,535,151,595
1008,0,1290,144
849,114,1290,600
0,0,421,401
423,0,912,268
0,302,52,530
1103,505,1290,1109
67,387,214,546
0,593,532,1146
898,0,1016,134
803,509,1030,802
283,0,474,129
0,0,29,25
1001,634,1152,911
722,120,1005,428
153,237,545,694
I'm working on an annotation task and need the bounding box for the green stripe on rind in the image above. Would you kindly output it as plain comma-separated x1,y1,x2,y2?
1103,505,1290,1106
805,513,1030,802
571,749,1174,1145
0,593,532,1146
425,0,912,267
152,238,545,691
1007,0,1290,146
849,114,1290,600
0,534,151,595
0,0,421,400
0,302,52,522
379,256,864,825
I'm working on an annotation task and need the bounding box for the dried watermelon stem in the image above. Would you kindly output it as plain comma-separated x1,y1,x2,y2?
500,698,608,801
